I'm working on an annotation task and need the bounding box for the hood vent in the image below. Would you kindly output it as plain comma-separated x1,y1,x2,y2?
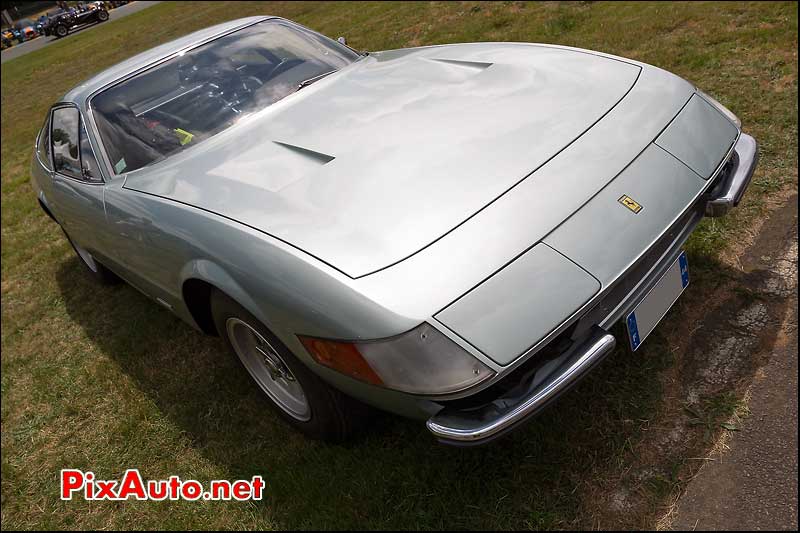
272,141,335,165
427,58,493,71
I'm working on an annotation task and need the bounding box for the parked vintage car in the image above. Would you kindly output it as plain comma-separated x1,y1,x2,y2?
42,6,109,38
31,17,757,444
8,19,38,42
87,1,112,11
1,28,15,44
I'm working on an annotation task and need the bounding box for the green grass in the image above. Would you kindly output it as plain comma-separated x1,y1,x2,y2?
2,1,797,530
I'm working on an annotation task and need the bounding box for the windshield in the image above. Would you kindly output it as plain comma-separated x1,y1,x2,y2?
91,19,359,174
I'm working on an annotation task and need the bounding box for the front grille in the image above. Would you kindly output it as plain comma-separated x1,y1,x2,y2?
570,201,705,340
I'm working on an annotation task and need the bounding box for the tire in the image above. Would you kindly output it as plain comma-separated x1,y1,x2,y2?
55,24,68,38
211,289,368,442
97,10,109,21
62,228,120,285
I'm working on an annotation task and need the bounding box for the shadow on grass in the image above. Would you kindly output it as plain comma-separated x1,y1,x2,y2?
53,251,741,529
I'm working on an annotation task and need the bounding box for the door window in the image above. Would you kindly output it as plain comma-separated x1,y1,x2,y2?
36,113,51,168
50,106,104,183
51,107,82,178
79,122,102,183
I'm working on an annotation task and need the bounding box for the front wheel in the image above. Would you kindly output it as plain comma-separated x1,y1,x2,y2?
54,24,68,38
210,289,369,442
97,10,109,21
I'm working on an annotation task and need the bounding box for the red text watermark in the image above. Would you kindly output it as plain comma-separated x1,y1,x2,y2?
60,469,265,501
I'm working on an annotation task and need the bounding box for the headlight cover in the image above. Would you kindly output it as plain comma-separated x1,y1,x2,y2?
698,89,741,129
299,323,494,395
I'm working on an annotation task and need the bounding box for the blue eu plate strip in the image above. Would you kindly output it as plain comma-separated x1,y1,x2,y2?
627,312,641,351
679,251,689,288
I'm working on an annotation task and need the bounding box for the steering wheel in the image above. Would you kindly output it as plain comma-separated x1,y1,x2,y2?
263,58,304,82
241,75,264,92
179,56,241,90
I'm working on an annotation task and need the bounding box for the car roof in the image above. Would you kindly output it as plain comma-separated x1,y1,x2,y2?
61,16,271,105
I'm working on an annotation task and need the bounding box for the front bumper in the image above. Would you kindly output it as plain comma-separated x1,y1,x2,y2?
705,134,759,217
426,132,758,445
427,328,616,444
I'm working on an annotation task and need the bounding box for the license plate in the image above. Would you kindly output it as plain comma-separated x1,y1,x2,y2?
626,251,689,351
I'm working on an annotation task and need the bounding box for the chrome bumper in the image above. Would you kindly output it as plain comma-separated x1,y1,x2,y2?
705,133,758,217
426,329,616,445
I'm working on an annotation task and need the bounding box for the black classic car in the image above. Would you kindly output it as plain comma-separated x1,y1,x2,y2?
42,6,109,38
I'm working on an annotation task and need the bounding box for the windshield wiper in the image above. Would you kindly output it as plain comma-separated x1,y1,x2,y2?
297,70,337,91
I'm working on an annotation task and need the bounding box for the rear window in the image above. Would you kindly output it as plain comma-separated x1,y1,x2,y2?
91,19,359,174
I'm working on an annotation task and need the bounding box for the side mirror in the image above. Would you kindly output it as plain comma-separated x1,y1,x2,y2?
337,36,346,45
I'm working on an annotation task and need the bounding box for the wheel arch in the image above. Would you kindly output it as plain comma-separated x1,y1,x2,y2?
179,258,274,338
182,278,217,335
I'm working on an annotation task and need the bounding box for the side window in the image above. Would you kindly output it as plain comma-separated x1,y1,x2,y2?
79,122,102,183
51,107,82,178
50,106,104,183
36,113,52,168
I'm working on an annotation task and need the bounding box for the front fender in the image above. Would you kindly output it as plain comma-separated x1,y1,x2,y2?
178,258,276,335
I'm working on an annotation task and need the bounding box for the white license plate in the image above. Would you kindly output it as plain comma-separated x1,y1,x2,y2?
626,251,689,351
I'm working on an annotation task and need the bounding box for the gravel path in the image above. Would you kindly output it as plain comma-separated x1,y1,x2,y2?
670,198,798,531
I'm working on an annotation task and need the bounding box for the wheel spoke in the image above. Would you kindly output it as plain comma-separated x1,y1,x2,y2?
225,317,310,421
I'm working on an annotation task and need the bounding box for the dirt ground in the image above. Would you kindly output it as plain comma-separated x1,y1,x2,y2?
580,192,799,529
667,196,798,530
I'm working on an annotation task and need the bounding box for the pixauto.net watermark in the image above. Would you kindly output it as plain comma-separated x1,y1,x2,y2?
61,469,265,501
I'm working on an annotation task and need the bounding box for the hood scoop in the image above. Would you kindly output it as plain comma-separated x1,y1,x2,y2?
427,58,493,71
272,141,335,165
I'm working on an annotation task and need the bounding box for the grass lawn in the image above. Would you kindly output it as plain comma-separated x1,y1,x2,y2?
1,1,797,530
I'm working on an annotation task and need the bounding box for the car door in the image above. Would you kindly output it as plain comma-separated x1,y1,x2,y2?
49,105,110,259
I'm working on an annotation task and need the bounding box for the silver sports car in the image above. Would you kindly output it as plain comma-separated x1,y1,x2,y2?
31,16,758,444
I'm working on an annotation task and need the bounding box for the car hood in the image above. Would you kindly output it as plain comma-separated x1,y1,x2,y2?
124,43,641,278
